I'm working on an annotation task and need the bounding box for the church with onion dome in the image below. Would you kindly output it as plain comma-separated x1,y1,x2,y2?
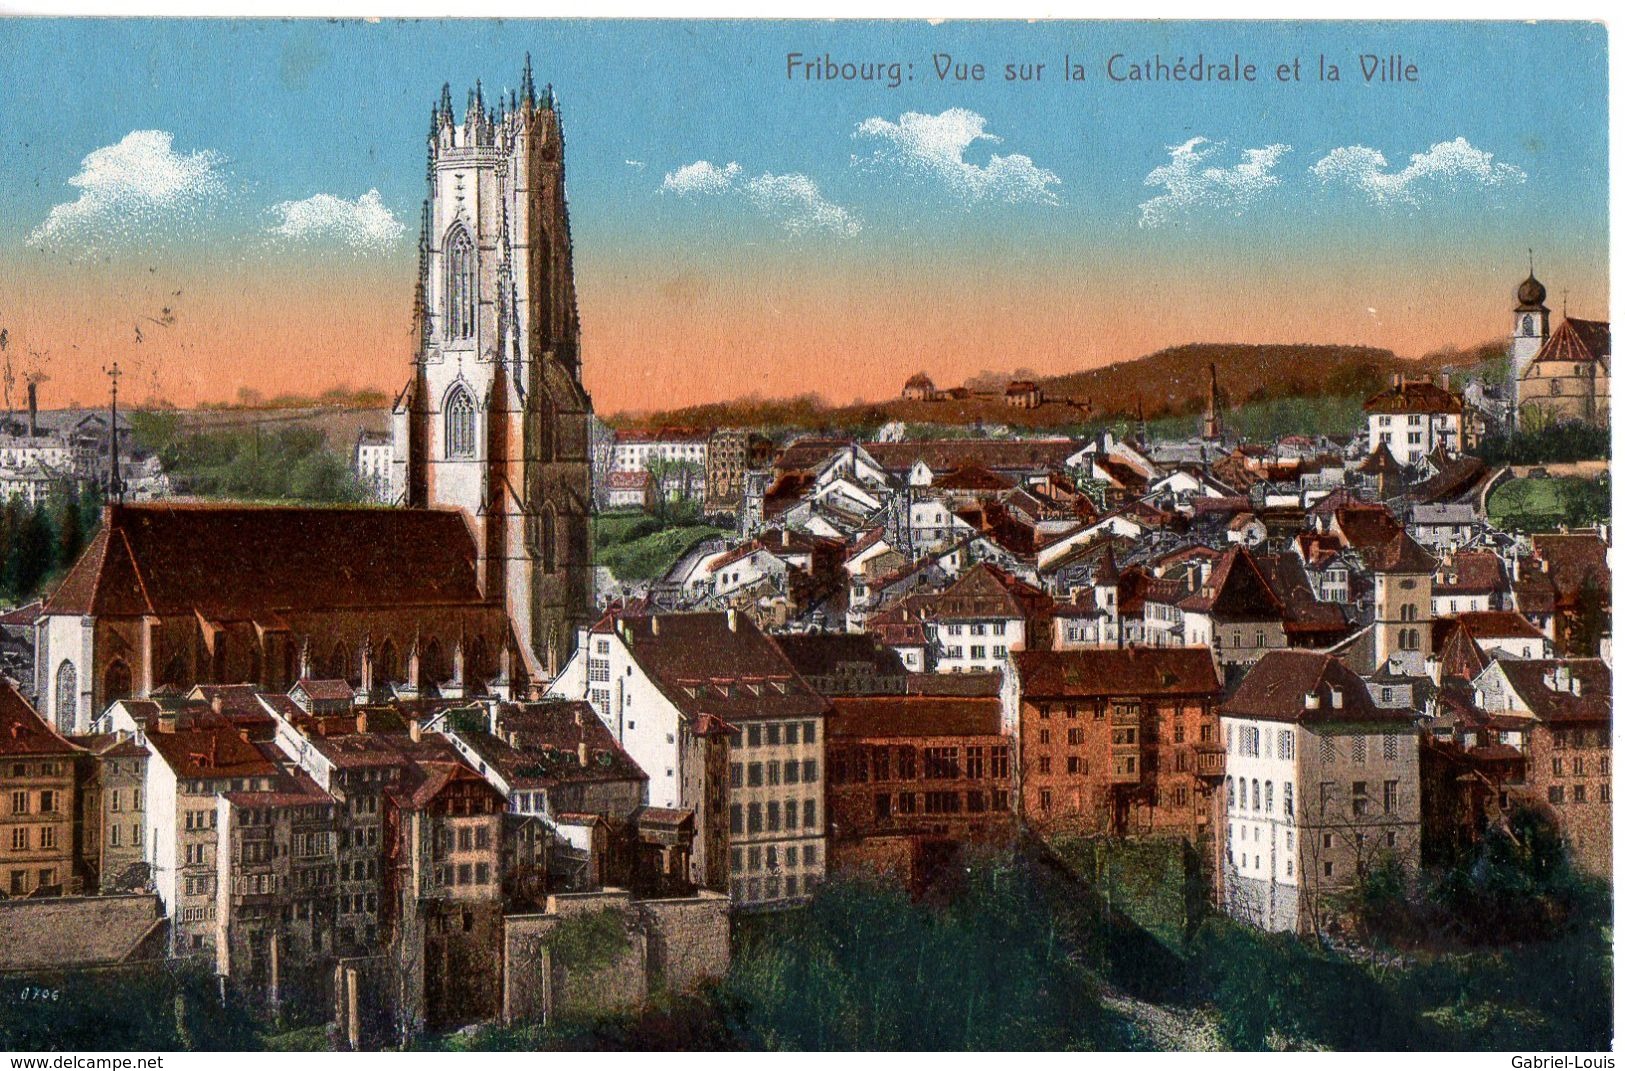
1510,265,1611,430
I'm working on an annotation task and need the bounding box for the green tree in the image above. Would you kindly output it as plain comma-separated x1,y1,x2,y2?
5,502,57,600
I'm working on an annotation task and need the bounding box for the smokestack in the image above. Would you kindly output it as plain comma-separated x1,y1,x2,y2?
27,382,37,437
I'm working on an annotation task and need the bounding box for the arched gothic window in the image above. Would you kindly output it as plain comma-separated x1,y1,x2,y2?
55,661,77,731
1522,314,1534,335
445,386,476,459
445,227,475,341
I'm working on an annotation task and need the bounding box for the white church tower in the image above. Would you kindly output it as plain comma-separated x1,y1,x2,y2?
1510,258,1550,426
391,58,594,686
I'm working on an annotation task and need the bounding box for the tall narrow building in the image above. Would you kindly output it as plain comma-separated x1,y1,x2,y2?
392,58,594,683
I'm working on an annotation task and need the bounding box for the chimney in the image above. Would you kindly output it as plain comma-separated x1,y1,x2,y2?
577,740,589,767
781,529,790,550
356,711,367,734
1304,692,1321,710
1571,676,1583,697
211,694,224,715
157,708,177,733
727,608,739,632
408,718,422,743
651,615,660,637
1391,373,1401,388
238,728,251,743
1441,372,1451,391
27,382,37,437
574,707,585,728
1330,687,1344,710
1512,556,1521,582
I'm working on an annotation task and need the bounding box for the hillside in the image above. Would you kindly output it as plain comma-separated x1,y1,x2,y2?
611,340,1504,434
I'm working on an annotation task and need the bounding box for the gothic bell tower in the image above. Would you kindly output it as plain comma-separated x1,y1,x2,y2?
394,57,594,684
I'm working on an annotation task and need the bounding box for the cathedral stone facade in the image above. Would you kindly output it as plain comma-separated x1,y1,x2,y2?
392,59,594,682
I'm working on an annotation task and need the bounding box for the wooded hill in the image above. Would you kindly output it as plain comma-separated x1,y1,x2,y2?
609,340,1507,434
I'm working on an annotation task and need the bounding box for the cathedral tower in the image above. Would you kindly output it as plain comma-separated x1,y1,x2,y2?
392,58,593,683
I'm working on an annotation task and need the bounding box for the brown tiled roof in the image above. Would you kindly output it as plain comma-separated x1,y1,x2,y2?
1366,531,1436,575
935,463,1014,491
931,562,1054,622
1496,659,1611,724
1433,551,1507,596
1442,610,1547,643
45,504,486,618
143,727,280,780
0,601,42,627
1362,379,1464,415
1013,647,1221,699
1531,318,1610,365
616,612,829,723
1179,546,1285,618
0,682,79,756
1356,442,1403,475
1223,651,1412,725
457,701,645,789
1332,504,1404,551
1531,532,1610,602
294,678,355,703
827,695,1004,739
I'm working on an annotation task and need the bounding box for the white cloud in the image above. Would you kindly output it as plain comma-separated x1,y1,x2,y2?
1310,137,1526,207
854,108,1060,205
268,189,406,252
662,160,742,196
625,159,647,170
661,160,859,236
1138,137,1290,228
28,130,226,250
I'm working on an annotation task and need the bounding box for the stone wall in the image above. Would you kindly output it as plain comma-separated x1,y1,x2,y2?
501,887,730,1023
639,890,730,995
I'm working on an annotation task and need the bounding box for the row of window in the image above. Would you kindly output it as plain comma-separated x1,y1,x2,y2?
433,861,494,886
7,826,60,851
7,789,61,815
729,798,818,835
944,645,1007,660
7,868,56,895
731,872,819,903
731,842,821,873
943,621,1009,636
108,823,142,848
1549,784,1609,805
874,789,1009,819
730,720,819,750
1552,755,1609,777
730,759,820,789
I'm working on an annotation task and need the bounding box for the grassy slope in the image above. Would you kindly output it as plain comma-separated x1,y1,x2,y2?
593,511,726,582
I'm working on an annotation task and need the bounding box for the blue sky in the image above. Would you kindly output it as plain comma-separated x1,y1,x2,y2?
0,19,1609,411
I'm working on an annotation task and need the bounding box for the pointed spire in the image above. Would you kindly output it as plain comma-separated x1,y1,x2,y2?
440,82,453,119
521,53,536,107
1096,541,1120,586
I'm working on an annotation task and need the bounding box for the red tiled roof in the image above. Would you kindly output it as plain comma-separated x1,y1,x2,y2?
1179,546,1285,618
1013,647,1221,699
827,695,1004,739
1531,318,1610,365
293,678,355,703
144,727,280,780
0,682,78,756
1433,551,1507,596
45,504,486,618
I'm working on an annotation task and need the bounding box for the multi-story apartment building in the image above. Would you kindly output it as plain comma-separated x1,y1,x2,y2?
0,682,78,897
824,695,1016,889
1005,648,1225,841
552,610,828,905
74,732,148,892
143,724,282,955
1473,657,1612,877
1362,374,1465,466
1220,651,1420,935
926,563,1051,674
